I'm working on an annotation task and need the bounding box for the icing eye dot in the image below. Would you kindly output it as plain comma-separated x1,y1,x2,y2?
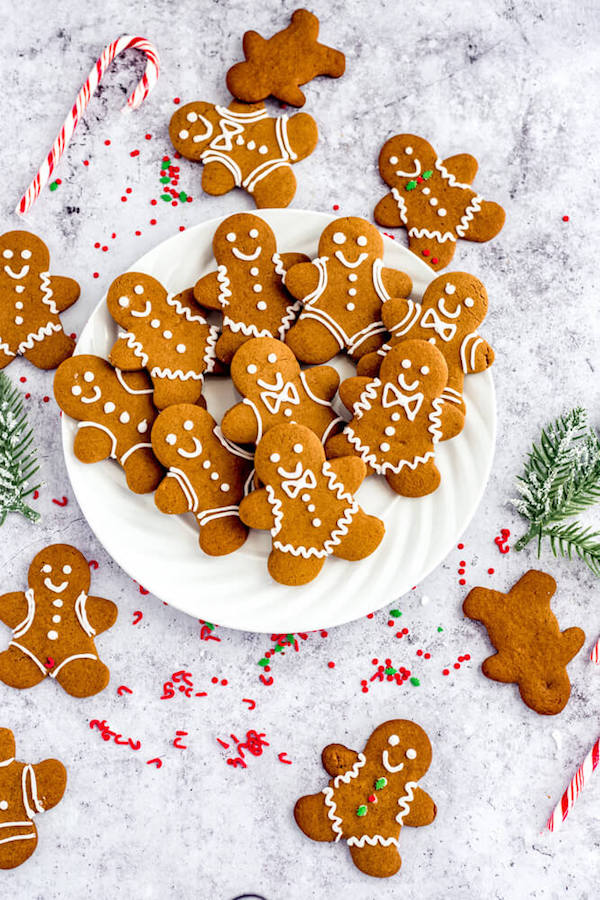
247,364,258,374
2,249,13,259
250,267,259,276
137,420,148,433
186,111,198,123
183,420,194,431
464,296,475,308
166,433,177,445
84,371,95,382
445,283,456,295
150,319,160,328
401,359,411,369
62,565,72,574
249,228,259,238
163,330,173,339
406,748,417,759
437,208,447,217
356,235,368,247
133,284,144,295
389,155,398,165
176,344,186,353
226,232,236,242
253,284,263,293
103,401,115,413
118,296,130,308
178,129,189,139
42,564,52,573
119,411,130,424
293,443,303,453
21,249,32,259
270,453,280,463
332,232,346,245
71,385,82,396
420,366,430,375
267,353,277,363
247,140,256,150
388,734,400,747
405,146,413,155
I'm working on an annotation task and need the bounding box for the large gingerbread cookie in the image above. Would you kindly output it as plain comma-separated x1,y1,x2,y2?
221,337,342,444
226,9,345,107
152,404,254,556
106,272,220,409
239,423,384,585
53,354,164,494
374,135,505,270
463,570,585,715
0,544,117,698
0,231,79,370
294,719,436,878
0,728,66,869
357,272,494,439
284,217,412,364
326,340,449,497
194,213,308,364
169,100,318,208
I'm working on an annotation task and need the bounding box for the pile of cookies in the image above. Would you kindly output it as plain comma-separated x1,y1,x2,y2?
54,211,496,586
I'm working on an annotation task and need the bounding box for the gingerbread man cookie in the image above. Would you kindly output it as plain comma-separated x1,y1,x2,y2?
106,272,219,409
0,544,117,698
194,213,308,364
374,135,505,270
463,570,585,715
0,728,66,869
152,404,254,556
53,354,164,494
294,719,436,878
226,9,345,107
239,423,384,585
169,100,318,208
221,337,343,445
326,340,449,497
0,231,79,370
357,272,494,439
284,217,412,364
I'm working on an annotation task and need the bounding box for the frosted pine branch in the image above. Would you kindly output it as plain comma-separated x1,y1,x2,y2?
0,372,40,525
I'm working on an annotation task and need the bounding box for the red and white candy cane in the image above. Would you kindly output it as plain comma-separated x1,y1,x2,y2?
546,736,600,832
591,634,600,664
16,35,160,215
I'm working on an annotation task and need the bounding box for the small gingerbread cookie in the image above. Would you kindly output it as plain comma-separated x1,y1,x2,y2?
284,217,412,364
221,337,343,444
0,544,117,698
357,271,494,439
53,354,164,494
294,719,436,878
169,100,318,208
326,340,449,497
152,404,254,556
226,9,345,107
106,272,219,409
463,570,585,715
239,423,384,585
0,728,66,869
194,213,308,364
374,135,505,270
0,230,79,370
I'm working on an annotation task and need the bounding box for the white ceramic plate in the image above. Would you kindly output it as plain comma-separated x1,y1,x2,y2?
62,209,495,633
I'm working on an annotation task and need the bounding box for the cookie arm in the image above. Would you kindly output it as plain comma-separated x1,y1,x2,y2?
463,337,494,374
481,651,515,683
239,488,274,531
31,759,67,812
0,591,29,629
338,376,372,413
48,276,81,312
193,272,223,311
278,251,311,273
301,365,340,401
441,153,478,185
321,743,361,777
155,474,190,515
381,267,413,299
324,457,366,494
108,335,145,371
284,261,321,301
374,193,403,228
85,596,118,635
560,627,585,664
463,586,503,622
402,787,437,827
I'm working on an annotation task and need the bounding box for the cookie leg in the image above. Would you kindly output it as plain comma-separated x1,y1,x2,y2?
349,842,402,878
518,668,572,715
198,516,248,557
333,510,385,561
54,657,110,698
324,430,355,460
152,373,203,410
407,234,456,271
0,347,15,370
0,646,46,689
0,828,38,869
216,327,249,366
22,330,75,370
356,351,383,378
286,317,340,364
201,161,236,197
294,792,336,842
122,449,164,494
251,165,297,209
386,459,441,497
438,396,466,441
267,548,325,586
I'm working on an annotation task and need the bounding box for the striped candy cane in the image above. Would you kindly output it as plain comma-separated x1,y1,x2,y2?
16,35,160,215
591,634,600,664
546,736,600,832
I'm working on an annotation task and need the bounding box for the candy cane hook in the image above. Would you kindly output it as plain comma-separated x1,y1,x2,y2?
16,34,160,215
546,735,600,832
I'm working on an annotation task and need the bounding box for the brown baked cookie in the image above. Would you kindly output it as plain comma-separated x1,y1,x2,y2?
294,719,436,878
284,217,412,364
226,9,345,107
194,213,308,364
221,337,343,444
357,272,494,439
374,135,506,270
53,354,164,494
326,340,450,497
239,423,384,585
0,230,79,370
463,570,585,715
169,100,318,208
106,272,220,409
152,404,253,556
0,544,117,698
0,728,66,869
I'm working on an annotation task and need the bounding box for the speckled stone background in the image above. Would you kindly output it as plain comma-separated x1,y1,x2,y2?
1,0,599,897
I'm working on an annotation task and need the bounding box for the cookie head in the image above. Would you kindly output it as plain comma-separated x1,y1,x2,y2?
54,356,109,418
427,272,488,325
254,423,323,486
169,102,217,159
230,337,299,392
378,135,436,187
213,213,277,274
0,230,50,290
151,405,214,468
318,217,383,267
365,719,432,781
380,340,448,400
107,272,161,325
28,544,91,601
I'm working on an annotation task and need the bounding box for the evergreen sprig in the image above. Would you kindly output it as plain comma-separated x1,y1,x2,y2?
0,371,40,525
512,407,600,576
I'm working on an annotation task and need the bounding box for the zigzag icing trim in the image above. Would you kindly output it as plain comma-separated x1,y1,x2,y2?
272,251,286,279
150,366,204,381
352,378,381,419
322,786,344,842
17,320,61,354
395,781,418,825
216,265,232,307
203,325,220,372
119,331,149,367
39,271,59,315
428,397,444,442
0,340,15,358
223,316,274,339
278,298,301,339
347,834,399,848
165,292,208,324
332,752,366,788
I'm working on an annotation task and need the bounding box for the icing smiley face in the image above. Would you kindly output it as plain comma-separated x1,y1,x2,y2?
0,232,49,286
318,217,384,270
28,544,91,602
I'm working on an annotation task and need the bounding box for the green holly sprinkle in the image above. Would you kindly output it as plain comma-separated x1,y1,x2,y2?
160,194,171,202
274,644,285,652
375,777,387,790
286,634,294,644
356,805,367,817
258,658,269,667
161,159,170,169
437,626,444,633
410,676,420,686
390,609,402,618
160,175,170,184
422,170,433,180
179,191,188,202
49,181,59,192
405,180,417,191
384,666,397,675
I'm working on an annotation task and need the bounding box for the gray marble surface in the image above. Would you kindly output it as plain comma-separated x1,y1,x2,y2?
1,0,600,897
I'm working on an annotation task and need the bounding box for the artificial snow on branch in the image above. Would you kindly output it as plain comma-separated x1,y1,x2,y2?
0,372,40,525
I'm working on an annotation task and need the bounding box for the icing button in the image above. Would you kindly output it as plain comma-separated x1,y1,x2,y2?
210,472,219,481
346,303,355,311
311,518,322,527
52,599,63,608
47,630,59,641
220,483,230,492
0,801,7,811
380,442,390,452
52,615,61,624
14,316,23,325
256,301,267,311
384,426,395,436
202,460,211,469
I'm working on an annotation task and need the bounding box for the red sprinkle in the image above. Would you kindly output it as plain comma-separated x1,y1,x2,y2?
43,396,50,403
135,230,141,236
130,150,140,157
457,543,464,549
93,272,99,279
442,669,450,676
431,257,439,264
83,160,89,166
104,139,111,146
459,560,466,566
333,204,339,211
458,568,465,575
19,376,26,383
211,677,218,684
488,567,495,574
51,496,68,506
422,249,430,257
126,187,132,194
94,241,100,248
88,560,99,569
145,134,152,140
454,663,461,670
150,219,157,226
562,215,569,222
221,679,228,686
121,196,127,202
173,97,181,104
459,578,466,586
327,661,335,669
424,653,431,660
416,649,423,656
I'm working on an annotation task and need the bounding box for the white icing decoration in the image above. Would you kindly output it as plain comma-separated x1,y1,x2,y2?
43,578,67,593
177,437,203,459
232,245,261,261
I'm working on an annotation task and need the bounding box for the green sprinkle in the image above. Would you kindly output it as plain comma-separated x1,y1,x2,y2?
274,644,284,652
49,181,58,192
160,175,171,184
390,609,402,618
422,169,433,179
356,805,367,817
375,777,387,790
161,159,170,169
405,180,417,191
258,658,269,667
160,194,172,202
384,666,397,675
179,191,188,202
437,626,444,633
286,634,294,644
410,676,420,686
204,622,215,631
